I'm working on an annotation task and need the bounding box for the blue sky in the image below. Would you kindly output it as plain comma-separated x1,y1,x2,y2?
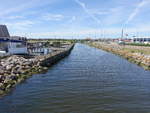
1,0,150,38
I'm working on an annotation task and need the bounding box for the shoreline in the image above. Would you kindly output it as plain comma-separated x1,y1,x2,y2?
0,44,74,96
87,42,150,70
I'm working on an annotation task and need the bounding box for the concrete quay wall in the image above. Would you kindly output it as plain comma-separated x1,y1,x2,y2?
0,44,74,96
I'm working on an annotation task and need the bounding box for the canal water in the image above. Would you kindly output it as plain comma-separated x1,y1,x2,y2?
0,43,150,113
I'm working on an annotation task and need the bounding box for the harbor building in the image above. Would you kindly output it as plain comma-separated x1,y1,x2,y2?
0,25,10,53
0,25,28,55
0,25,10,37
133,37,150,44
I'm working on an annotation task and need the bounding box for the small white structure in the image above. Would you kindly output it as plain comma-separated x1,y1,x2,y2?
8,41,28,54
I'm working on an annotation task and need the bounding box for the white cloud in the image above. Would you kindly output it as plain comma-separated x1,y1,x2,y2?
7,15,24,19
68,16,76,23
71,16,76,21
5,20,34,30
0,0,36,16
75,0,102,26
0,0,57,17
100,7,125,26
89,9,110,15
125,0,150,24
94,11,109,15
11,25,150,39
42,13,64,21
1,0,150,39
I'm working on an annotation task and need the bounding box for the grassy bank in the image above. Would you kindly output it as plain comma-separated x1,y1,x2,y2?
87,42,150,70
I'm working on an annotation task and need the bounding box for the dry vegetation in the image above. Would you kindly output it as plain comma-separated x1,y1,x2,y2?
88,42,150,70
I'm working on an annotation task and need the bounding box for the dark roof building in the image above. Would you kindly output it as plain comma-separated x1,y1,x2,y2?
0,25,27,42
0,25,10,37
133,38,150,43
0,25,28,54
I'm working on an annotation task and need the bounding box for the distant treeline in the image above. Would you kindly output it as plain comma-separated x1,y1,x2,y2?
27,38,87,43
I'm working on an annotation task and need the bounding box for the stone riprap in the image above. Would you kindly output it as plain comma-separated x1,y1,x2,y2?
0,44,74,95
87,42,150,70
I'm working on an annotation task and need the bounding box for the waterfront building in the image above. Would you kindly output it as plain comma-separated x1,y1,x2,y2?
133,37,150,44
0,25,10,53
0,25,28,55
0,25,10,37
8,36,28,54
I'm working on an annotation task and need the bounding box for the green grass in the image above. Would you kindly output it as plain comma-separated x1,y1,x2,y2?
125,43,150,47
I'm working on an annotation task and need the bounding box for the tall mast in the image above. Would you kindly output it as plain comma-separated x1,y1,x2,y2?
121,29,124,39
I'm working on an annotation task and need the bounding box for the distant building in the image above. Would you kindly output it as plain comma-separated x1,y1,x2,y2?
133,37,150,44
0,25,28,55
113,38,132,43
